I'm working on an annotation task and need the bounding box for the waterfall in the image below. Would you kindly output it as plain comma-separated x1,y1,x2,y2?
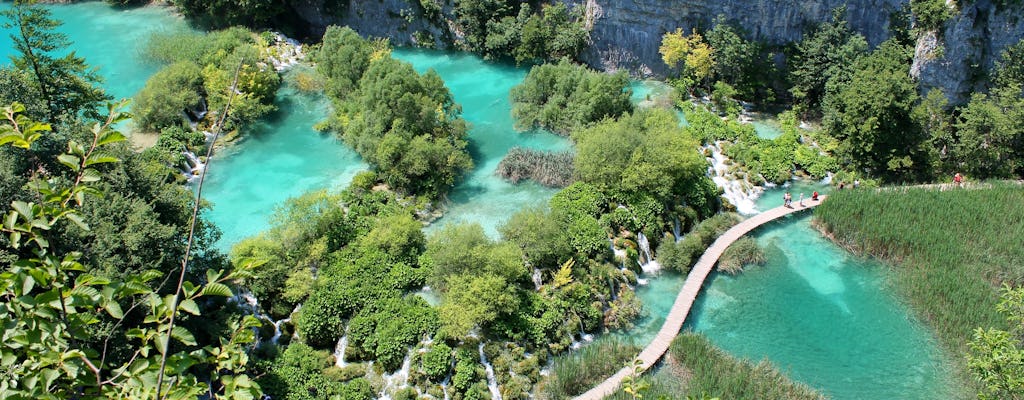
379,353,413,400
532,268,543,290
705,142,763,215
270,315,291,345
636,233,661,274
183,149,205,182
478,343,502,400
333,335,349,368
673,218,682,242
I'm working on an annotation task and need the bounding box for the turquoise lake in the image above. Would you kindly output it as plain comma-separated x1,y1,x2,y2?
0,3,957,398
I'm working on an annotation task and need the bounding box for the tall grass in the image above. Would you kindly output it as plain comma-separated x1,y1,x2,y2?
718,237,766,275
814,183,1024,360
537,339,641,399
609,333,824,399
495,147,574,187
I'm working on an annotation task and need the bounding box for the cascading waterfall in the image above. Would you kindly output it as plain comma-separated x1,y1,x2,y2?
333,334,349,367
705,142,762,215
478,343,502,400
182,148,205,182
636,233,661,274
532,268,543,290
379,353,413,400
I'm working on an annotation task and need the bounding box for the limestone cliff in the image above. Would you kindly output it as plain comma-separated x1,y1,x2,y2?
913,0,1024,102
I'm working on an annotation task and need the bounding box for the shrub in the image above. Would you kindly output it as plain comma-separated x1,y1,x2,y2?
511,59,632,135
718,236,766,274
538,339,641,398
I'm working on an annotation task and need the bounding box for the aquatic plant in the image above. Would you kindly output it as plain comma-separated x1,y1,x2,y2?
537,339,641,399
815,184,1024,380
717,236,766,275
495,147,574,187
618,331,827,400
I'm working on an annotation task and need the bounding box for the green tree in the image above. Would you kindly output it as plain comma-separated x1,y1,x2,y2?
0,102,261,399
951,85,1024,179
171,0,283,28
314,26,378,101
704,16,771,100
968,285,1024,400
337,56,473,198
439,274,519,338
822,39,928,181
133,62,205,132
660,28,715,92
2,1,108,122
789,7,868,115
510,59,633,135
910,0,953,32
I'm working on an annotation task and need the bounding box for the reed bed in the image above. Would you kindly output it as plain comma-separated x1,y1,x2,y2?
718,237,767,275
495,147,574,187
610,333,825,400
814,183,1024,358
537,339,641,399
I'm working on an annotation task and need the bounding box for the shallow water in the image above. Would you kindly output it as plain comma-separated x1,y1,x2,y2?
200,81,368,248
684,214,955,399
0,3,191,102
392,49,571,239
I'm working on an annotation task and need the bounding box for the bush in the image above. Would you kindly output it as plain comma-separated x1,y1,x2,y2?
511,59,633,135
538,339,641,398
422,343,454,381
133,62,204,132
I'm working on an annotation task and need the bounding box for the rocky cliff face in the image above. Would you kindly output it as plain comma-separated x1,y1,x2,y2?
287,0,1024,103
565,0,905,76
913,0,1024,102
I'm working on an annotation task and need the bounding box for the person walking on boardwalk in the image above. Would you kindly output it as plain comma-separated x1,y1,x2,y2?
798,193,804,207
812,191,819,201
784,192,792,208
954,173,963,187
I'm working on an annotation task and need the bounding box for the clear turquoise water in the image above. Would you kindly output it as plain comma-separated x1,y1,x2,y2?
392,48,571,238
200,79,368,247
0,3,191,102
683,214,955,399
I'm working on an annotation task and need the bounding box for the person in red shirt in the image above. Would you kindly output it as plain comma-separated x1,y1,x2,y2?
812,191,819,201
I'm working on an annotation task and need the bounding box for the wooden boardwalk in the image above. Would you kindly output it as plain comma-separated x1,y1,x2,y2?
574,196,829,400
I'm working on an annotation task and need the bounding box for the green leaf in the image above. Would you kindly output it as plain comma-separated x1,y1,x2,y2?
178,299,200,316
104,301,124,319
79,168,102,183
202,282,232,297
96,130,126,146
170,325,197,346
65,212,89,231
83,154,119,166
57,154,81,171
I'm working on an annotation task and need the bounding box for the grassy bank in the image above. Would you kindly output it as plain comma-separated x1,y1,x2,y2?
537,339,641,399
814,183,1024,365
609,333,825,400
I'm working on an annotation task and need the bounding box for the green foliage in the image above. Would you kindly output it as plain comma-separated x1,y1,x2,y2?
171,0,283,28
2,2,109,121
511,59,633,135
994,39,1024,92
347,297,438,371
710,81,740,118
500,206,573,268
324,40,472,198
0,102,261,399
911,0,953,32
822,39,928,181
422,342,454,381
572,109,711,205
421,223,527,291
789,7,868,115
717,236,766,274
815,185,1024,371
133,62,204,132
951,86,1024,179
968,285,1024,400
456,0,588,63
660,28,715,92
665,333,826,399
538,339,641,398
314,26,379,101
657,213,740,273
439,274,520,338
140,27,281,133
705,16,776,101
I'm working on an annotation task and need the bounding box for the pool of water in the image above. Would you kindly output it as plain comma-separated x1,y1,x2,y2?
683,213,955,399
200,79,368,248
392,48,571,239
0,3,191,103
